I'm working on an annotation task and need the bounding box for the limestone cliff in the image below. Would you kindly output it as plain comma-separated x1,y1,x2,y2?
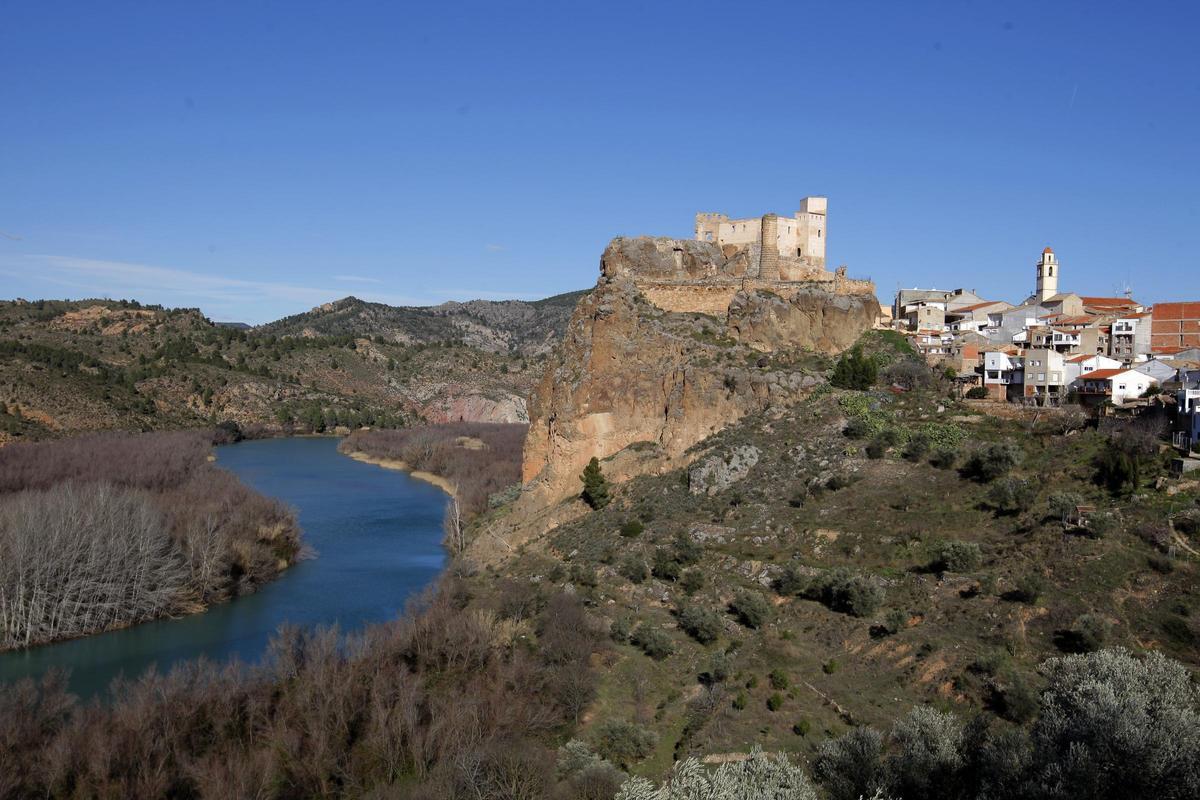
515,236,877,513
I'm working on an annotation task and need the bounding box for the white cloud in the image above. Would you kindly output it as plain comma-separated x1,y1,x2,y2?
333,274,383,284
485,243,506,252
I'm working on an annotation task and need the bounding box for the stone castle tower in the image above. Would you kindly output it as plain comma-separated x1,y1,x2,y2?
695,196,827,269
1036,246,1059,302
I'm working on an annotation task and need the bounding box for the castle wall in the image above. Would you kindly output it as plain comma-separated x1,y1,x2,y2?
633,276,876,317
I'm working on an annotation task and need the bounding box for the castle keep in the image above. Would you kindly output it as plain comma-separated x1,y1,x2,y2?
695,196,828,273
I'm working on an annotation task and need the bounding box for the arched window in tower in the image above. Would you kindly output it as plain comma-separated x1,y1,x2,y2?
1049,267,1053,277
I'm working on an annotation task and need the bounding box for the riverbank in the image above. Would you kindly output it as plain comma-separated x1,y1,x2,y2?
342,450,458,499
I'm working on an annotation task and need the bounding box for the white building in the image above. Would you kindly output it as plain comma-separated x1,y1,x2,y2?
1076,368,1158,406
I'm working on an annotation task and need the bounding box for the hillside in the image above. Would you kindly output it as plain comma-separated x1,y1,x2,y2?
256,291,588,356
464,360,1200,779
0,292,586,443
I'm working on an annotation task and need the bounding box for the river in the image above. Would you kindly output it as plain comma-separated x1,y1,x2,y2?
0,437,449,698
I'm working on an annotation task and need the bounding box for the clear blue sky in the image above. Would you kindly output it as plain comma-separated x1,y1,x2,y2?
1,1,1197,323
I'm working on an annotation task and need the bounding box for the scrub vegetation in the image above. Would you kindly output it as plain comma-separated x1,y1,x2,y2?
0,431,301,650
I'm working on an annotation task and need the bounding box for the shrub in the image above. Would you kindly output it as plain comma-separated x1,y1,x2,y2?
672,531,703,565
1058,613,1112,653
701,652,733,684
934,540,982,573
617,748,818,800
793,719,812,736
651,548,681,582
903,432,931,462
996,674,1040,724
679,569,705,596
965,386,988,399
766,693,784,712
580,457,611,509
729,590,772,629
883,358,933,391
732,692,748,710
987,476,1036,514
619,519,644,538
774,564,809,597
677,605,723,644
813,727,886,800
592,719,657,769
807,567,884,617
769,669,790,690
831,347,877,390
1096,442,1141,495
610,616,633,644
930,446,959,470
1028,649,1200,798
618,553,648,584
865,436,888,459
887,706,965,800
823,659,840,674
965,441,1023,481
631,624,674,660
1009,573,1045,604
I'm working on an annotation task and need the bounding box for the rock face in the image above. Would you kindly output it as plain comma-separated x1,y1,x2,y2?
726,288,878,353
518,236,875,506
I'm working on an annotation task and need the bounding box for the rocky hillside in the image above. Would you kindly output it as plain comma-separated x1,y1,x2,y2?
468,370,1200,778
257,291,587,356
0,292,585,443
519,236,877,512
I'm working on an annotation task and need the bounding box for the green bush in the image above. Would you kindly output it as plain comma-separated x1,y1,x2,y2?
730,590,772,629
618,554,648,584
701,652,733,684
1010,573,1045,604
965,386,988,399
619,519,644,538
903,433,931,462
831,346,878,390
769,669,790,690
930,446,959,470
807,567,884,617
934,540,982,572
732,692,748,710
591,719,657,769
610,616,633,644
965,441,1023,481
766,693,784,712
651,547,681,582
1059,613,1112,653
672,531,703,565
987,476,1036,514
678,604,723,644
680,569,705,596
774,564,809,597
631,624,674,660
793,719,812,737
1096,442,1141,495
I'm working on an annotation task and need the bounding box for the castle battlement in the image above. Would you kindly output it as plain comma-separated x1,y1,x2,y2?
695,196,828,272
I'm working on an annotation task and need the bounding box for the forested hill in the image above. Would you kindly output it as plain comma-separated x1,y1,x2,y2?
256,291,589,357
0,290,587,443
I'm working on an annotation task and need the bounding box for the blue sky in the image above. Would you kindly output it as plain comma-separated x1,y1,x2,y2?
1,1,1197,323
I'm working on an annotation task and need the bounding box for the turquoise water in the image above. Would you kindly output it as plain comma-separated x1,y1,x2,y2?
0,437,449,698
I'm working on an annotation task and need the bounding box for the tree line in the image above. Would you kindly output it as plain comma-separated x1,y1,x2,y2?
0,431,302,650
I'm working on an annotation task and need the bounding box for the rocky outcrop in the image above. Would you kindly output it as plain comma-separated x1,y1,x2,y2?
688,446,761,496
519,277,827,505
470,235,875,559
726,288,878,353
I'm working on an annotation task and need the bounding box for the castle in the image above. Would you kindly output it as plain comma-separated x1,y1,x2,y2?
695,196,828,275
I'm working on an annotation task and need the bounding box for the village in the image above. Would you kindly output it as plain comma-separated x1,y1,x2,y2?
886,246,1200,461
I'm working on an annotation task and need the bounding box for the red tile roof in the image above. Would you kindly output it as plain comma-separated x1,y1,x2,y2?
1082,297,1138,307
1083,368,1133,381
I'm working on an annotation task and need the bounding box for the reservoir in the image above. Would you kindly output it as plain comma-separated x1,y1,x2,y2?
0,437,449,698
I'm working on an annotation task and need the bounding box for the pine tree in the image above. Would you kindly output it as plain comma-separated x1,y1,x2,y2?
580,457,610,509
831,347,877,390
